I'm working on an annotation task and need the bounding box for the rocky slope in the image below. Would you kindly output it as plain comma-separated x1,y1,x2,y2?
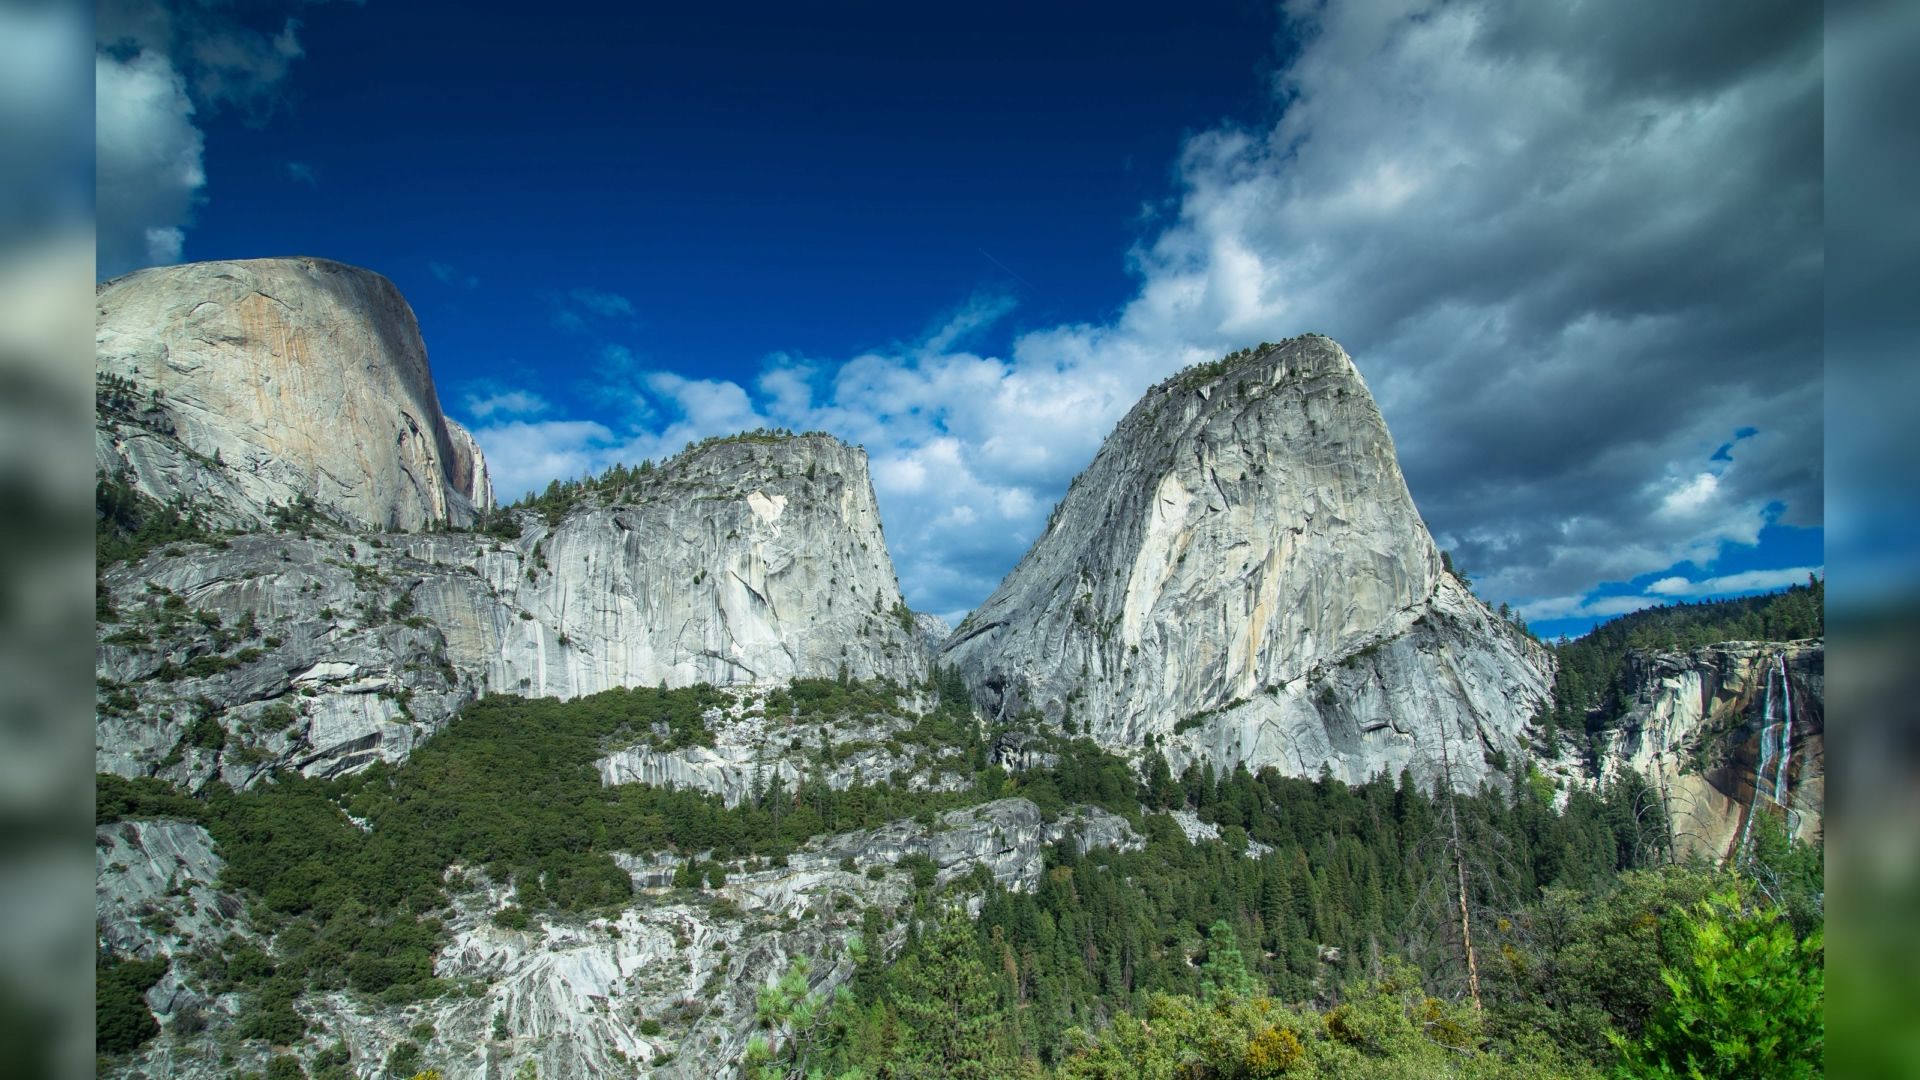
594,686,973,808
98,799,1138,1079
96,432,928,785
88,257,1135,1080
1588,640,1824,861
96,257,491,531
95,262,1673,1080
940,337,1552,788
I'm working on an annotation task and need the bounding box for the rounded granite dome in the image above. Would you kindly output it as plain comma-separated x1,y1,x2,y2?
96,256,491,531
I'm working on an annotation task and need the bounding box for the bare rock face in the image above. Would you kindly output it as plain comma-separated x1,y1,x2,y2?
467,434,926,696
92,256,924,783
594,687,972,808
95,435,927,784
95,820,245,964
1593,640,1824,860
940,336,1553,787
96,257,491,531
359,799,1134,1080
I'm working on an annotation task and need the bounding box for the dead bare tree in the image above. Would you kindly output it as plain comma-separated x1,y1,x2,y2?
1434,725,1484,1012
1393,720,1526,1013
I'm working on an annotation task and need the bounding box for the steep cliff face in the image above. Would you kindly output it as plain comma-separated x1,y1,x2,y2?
96,257,491,530
1593,640,1824,861
468,434,925,695
940,337,1552,787
94,259,925,783
96,435,927,783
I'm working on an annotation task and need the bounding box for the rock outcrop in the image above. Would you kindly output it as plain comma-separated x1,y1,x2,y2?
93,259,925,790
472,434,925,695
97,433,928,784
95,820,246,964
92,265,1584,1080
104,799,1138,1080
940,337,1553,788
596,686,972,808
1591,640,1824,861
96,257,491,530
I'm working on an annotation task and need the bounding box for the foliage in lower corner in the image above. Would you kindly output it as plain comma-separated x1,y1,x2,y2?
1608,887,1823,1080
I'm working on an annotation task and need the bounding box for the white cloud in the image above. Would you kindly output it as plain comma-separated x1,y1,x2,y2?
1646,566,1823,598
1521,593,1667,623
464,389,548,420
551,288,638,334
645,372,770,440
468,419,620,503
95,50,203,278
1521,561,1820,624
144,225,184,263
286,161,317,186
482,1,1820,621
95,2,341,277
570,288,636,319
1658,473,1720,517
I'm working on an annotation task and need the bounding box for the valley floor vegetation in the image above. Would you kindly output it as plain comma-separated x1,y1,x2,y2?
97,595,1823,1079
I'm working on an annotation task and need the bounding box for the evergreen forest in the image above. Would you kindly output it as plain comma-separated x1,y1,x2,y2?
97,589,1824,1078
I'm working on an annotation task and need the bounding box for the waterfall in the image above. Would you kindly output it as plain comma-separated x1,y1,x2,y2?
1773,653,1793,805
1738,654,1781,859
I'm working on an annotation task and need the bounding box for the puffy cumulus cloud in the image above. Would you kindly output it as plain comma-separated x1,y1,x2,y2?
481,0,1821,622
95,2,342,278
95,50,203,278
1091,0,1821,612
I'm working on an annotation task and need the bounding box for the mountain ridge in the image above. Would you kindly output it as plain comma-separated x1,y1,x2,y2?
91,257,1823,1080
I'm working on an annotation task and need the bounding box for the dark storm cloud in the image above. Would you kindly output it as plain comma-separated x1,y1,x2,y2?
1106,0,1824,609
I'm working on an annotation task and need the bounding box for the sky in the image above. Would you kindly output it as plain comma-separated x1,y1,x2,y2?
94,0,1826,639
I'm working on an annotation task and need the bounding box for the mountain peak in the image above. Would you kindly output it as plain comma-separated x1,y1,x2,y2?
96,257,491,531
943,336,1549,787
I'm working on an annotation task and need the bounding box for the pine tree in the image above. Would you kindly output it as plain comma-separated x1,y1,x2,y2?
891,912,1011,1079
1199,919,1257,1001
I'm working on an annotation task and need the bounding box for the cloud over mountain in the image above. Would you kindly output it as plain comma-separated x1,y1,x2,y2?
467,0,1822,625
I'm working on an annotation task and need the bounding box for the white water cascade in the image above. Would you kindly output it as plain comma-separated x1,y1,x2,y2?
1739,653,1796,858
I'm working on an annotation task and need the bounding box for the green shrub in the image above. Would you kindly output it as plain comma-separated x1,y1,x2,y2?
95,956,168,1054
1611,890,1823,1079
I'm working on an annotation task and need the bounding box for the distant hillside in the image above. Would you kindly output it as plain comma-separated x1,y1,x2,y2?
1544,580,1824,740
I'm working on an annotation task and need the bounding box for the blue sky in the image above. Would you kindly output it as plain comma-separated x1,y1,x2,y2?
96,0,1824,638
